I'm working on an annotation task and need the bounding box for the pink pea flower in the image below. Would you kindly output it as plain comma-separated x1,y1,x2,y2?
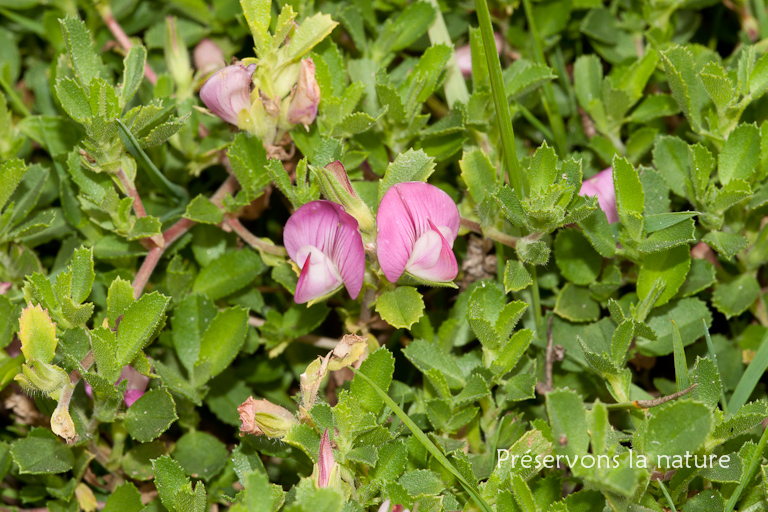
317,428,336,488
84,365,149,408
379,500,410,512
455,32,504,78
193,38,226,77
579,167,618,224
199,63,256,126
287,58,321,127
284,200,365,304
376,182,460,283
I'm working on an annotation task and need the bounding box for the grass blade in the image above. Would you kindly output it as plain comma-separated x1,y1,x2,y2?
351,367,493,512
728,327,768,414
671,320,690,391
473,0,526,199
702,319,729,416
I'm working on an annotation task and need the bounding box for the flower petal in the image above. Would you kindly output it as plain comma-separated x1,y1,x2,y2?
284,201,365,301
199,63,255,126
287,58,321,126
579,167,618,224
376,182,460,283
294,249,343,304
406,218,459,282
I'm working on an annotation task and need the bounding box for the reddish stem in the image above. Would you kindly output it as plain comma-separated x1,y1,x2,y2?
100,8,158,84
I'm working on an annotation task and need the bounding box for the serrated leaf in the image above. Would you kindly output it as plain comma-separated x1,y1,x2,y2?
641,400,712,462
460,148,497,203
11,434,74,474
554,227,601,285
554,283,599,323
69,246,94,304
184,195,223,225
115,292,169,367
194,306,248,384
18,303,57,363
192,249,265,300
121,45,146,105
702,231,748,261
712,274,760,319
719,123,760,185
350,348,395,414
547,389,590,457
612,156,644,239
376,286,424,329
60,16,105,87
503,260,532,292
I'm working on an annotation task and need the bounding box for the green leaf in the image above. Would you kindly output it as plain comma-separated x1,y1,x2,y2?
699,61,734,112
460,148,497,203
123,441,168,481
527,142,558,198
115,292,169,367
90,326,121,382
378,149,435,201
281,12,337,62
184,195,223,225
172,431,229,481
0,158,27,212
153,454,194,511
350,348,395,414
60,16,105,86
172,294,218,374
641,400,713,463
228,132,270,199
18,303,57,363
125,388,178,443
546,389,590,457
577,207,616,257
194,306,248,384
121,45,146,106
373,1,436,59
54,77,90,123
612,156,644,239
660,46,705,132
629,95,681,124
554,228,601,285
503,260,532,292
554,283,599,323
719,123,760,185
103,483,144,512
107,277,135,329
376,287,425,329
69,246,94,304
691,357,722,410
192,249,265,300
712,274,760,319
403,339,465,389
652,136,690,198
637,245,691,308
636,298,711,356
702,231,748,261
10,433,74,474
516,237,550,266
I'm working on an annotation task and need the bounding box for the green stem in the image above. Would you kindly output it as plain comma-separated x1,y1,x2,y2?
473,0,526,198
724,420,768,512
516,102,555,141
0,74,31,117
521,0,568,157
657,481,676,512
530,264,542,329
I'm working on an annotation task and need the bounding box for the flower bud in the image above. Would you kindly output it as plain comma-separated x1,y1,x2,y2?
316,161,375,234
200,63,256,126
287,58,321,128
15,360,69,397
194,38,226,77
313,429,340,489
238,396,297,438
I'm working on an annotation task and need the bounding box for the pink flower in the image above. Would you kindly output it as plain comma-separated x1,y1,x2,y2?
0,282,10,295
287,59,321,127
378,500,410,512
84,365,149,408
194,38,226,76
579,167,618,224
284,200,365,304
376,182,460,283
199,63,256,126
455,32,504,78
317,428,335,487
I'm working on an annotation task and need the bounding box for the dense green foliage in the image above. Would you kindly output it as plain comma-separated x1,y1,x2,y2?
2,0,768,510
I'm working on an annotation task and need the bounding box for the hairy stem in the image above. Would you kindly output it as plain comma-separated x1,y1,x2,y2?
226,217,288,256
96,2,158,84
460,217,519,247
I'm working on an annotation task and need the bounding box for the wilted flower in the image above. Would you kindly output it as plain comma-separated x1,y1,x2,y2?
455,32,504,78
376,182,460,283
84,365,149,408
199,63,256,126
194,38,226,76
287,58,321,127
284,200,365,304
579,167,618,224
237,396,297,437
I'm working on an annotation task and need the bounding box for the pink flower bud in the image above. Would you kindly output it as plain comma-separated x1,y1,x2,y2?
579,167,618,224
194,38,226,76
199,63,256,126
455,32,504,78
377,182,460,284
317,428,335,488
283,200,365,304
287,58,321,127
